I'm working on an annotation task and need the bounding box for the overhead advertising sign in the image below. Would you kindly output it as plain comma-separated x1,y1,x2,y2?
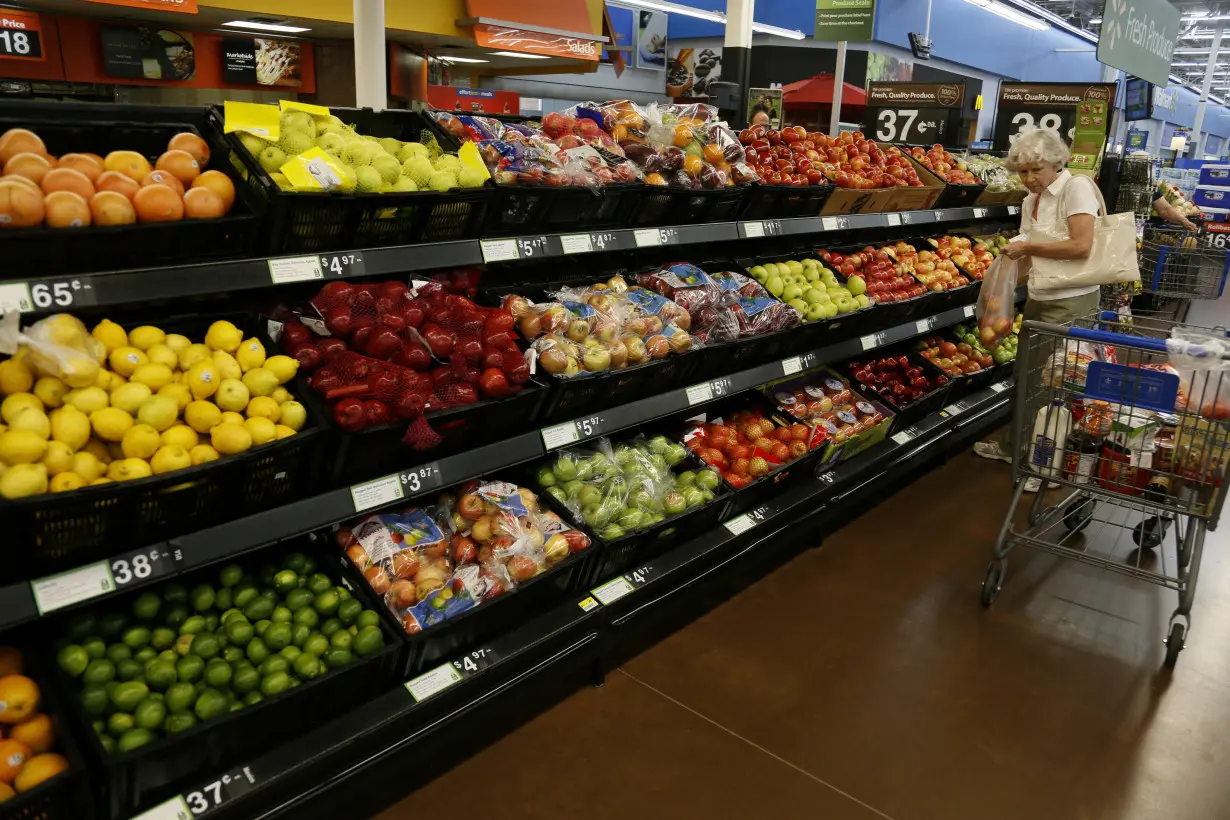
84,0,198,12
472,24,598,61
1097,0,1179,88
0,10,44,62
993,82,1117,174
865,82,964,145
222,37,302,86
100,25,196,81
815,0,875,41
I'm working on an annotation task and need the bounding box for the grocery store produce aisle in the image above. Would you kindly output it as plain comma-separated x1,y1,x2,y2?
375,447,1230,820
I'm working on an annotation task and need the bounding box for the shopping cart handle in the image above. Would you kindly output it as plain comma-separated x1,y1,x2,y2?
1024,321,1171,352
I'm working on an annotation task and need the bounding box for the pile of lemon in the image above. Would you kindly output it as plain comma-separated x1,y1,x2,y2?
0,317,305,499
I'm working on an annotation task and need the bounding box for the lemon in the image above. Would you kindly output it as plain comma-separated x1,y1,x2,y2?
91,319,128,354
109,383,152,415
211,350,242,382
236,338,266,372
145,343,178,369
161,425,198,450
90,478,112,486
0,359,34,396
0,463,47,498
264,356,299,385
164,334,190,355
270,387,292,404
42,314,89,347
205,321,242,353
57,352,100,390
50,407,89,450
108,347,148,378
41,440,73,475
10,408,49,439
0,430,47,464
96,370,121,391
121,424,161,460
107,441,124,461
83,438,111,464
184,401,222,434
157,383,192,411
241,368,278,398
90,407,133,442
178,343,211,371
71,451,104,482
189,444,219,465
210,422,251,455
128,326,166,351
130,363,173,391
150,445,192,475
50,471,85,492
274,425,297,440
245,396,280,423
1,394,41,424
277,401,306,431
219,411,245,427
244,417,277,446
186,361,219,400
32,377,66,408
64,386,109,414
137,396,177,432
214,379,249,413
108,458,152,482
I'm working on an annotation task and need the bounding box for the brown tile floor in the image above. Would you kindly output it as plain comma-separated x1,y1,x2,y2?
376,446,1230,820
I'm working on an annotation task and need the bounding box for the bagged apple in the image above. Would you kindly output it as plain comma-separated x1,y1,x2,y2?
976,254,1019,349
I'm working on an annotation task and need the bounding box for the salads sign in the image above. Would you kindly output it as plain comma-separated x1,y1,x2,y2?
1097,0,1179,88
992,82,1119,172
814,0,875,42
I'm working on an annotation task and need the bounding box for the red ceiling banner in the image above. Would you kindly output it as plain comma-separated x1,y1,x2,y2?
0,10,45,62
472,24,598,61
82,0,199,13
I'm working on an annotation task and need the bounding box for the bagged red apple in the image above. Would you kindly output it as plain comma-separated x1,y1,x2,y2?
976,253,1019,349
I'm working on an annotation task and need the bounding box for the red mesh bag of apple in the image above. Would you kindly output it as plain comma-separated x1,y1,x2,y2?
976,254,1019,349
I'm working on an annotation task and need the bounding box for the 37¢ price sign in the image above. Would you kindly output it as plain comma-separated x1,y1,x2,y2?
0,10,43,61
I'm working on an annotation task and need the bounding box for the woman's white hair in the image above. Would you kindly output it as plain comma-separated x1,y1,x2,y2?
1006,127,1071,171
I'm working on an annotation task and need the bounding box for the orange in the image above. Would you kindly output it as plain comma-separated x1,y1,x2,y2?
41,167,95,199
9,714,53,754
0,676,39,724
645,172,666,186
0,649,19,678
43,191,90,228
191,170,235,212
0,782,12,803
141,169,183,196
3,152,51,186
183,187,224,219
90,191,136,226
56,153,104,183
673,125,693,147
168,132,210,168
702,143,724,165
0,181,45,228
13,753,66,793
682,154,703,176
0,175,38,195
155,149,200,185
95,170,140,201
133,184,183,223
104,150,151,183
0,129,45,165
0,739,30,783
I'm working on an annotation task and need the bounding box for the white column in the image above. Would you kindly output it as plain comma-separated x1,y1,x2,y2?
1191,22,1225,157
353,0,387,111
725,0,753,46
830,40,847,137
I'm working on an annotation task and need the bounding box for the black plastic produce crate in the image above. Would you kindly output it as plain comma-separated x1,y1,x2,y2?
843,348,953,433
47,542,401,820
0,101,262,278
738,182,835,221
630,185,748,227
808,243,937,327
484,181,643,235
208,106,490,254
0,313,327,585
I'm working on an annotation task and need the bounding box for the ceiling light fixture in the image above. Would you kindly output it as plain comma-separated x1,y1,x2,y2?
222,20,311,33
489,51,550,59
1090,16,1101,24
1001,0,1095,41
751,22,806,39
1183,14,1230,23
440,56,489,63
613,0,725,24
962,0,1048,31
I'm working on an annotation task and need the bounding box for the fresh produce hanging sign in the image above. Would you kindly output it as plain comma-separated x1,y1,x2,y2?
0,10,43,61
865,82,964,145
992,82,1118,169
1096,0,1179,88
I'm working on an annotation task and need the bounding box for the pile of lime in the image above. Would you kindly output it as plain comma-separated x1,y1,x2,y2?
55,551,385,754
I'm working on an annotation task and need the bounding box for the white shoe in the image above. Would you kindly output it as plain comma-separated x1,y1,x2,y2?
974,441,1012,463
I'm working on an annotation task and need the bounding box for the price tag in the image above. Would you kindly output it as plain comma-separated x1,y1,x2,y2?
516,236,549,258
480,239,519,263
267,256,323,284
685,382,713,405
724,513,755,535
1008,205,1020,215
183,767,258,817
818,470,836,485
560,234,593,254
742,221,765,238
915,317,933,334
943,402,967,417
974,208,988,218
990,381,1011,394
131,796,193,820
349,474,404,513
591,576,636,605
110,545,183,589
781,356,803,376
30,561,115,616
891,426,920,446
963,305,976,318
658,227,679,244
28,278,98,311
399,461,443,496
574,415,604,438
451,646,500,677
577,596,600,612
860,332,885,351
319,252,366,278
0,282,33,314
627,565,653,587
590,231,619,251
901,211,934,224
822,216,838,230
633,228,661,247
885,213,902,227
405,664,464,702
541,421,581,450
709,376,734,397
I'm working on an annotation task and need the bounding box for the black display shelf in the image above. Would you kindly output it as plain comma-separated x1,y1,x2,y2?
125,378,1012,820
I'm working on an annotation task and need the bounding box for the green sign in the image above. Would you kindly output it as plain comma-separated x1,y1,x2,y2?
1097,0,1179,87
815,0,875,41
1128,130,1148,150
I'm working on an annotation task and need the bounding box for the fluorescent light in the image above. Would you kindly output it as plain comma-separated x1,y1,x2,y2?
962,0,1047,31
489,51,550,59
613,0,725,24
1001,0,1093,41
1184,14,1230,23
441,56,489,63
751,22,806,39
222,20,310,33
1090,16,1101,23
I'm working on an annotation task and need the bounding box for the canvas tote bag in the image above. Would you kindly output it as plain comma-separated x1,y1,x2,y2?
1028,173,1140,290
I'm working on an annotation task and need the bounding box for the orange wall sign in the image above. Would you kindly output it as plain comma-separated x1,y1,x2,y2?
473,24,599,61
0,10,45,61
82,0,199,13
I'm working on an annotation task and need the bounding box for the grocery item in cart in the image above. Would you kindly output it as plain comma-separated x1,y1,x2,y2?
975,254,1017,347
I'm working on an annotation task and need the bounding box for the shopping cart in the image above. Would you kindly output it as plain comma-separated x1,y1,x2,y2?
1139,227,1230,300
980,313,1230,668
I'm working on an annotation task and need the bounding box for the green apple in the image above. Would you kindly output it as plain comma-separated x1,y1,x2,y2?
803,269,820,282
765,275,784,297
802,257,819,271
835,296,855,314
825,303,840,318
855,294,871,308
846,275,866,296
786,260,803,276
788,298,808,314
749,265,767,280
782,284,802,302
803,288,825,304
805,303,827,322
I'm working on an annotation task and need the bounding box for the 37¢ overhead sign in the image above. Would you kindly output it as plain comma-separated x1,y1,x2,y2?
0,11,44,61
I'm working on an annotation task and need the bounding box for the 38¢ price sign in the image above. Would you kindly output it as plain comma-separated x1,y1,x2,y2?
992,82,1117,152
0,10,43,61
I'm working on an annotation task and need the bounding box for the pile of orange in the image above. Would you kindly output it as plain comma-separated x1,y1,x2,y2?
0,128,237,229
0,649,69,802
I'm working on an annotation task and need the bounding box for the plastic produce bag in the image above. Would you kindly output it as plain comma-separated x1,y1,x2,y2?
0,312,104,388
976,254,1018,349
1167,328,1230,419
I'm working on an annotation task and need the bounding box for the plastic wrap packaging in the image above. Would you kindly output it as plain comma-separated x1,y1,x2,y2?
1167,329,1230,420
636,265,800,344
976,254,1019,349
0,312,104,388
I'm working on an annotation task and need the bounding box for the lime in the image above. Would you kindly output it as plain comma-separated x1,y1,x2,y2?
162,604,189,629
150,627,176,651
337,599,363,626
162,583,188,606
205,614,220,632
352,625,384,658
306,573,332,595
233,586,259,610
146,691,164,702
108,712,135,736
66,612,99,642
131,592,161,622
254,619,271,637
190,584,215,612
83,658,116,685
291,624,311,648
260,671,292,697
204,658,232,688
175,654,203,683
243,597,274,622
257,564,277,587
57,645,89,677
292,652,321,680
279,645,301,662
335,585,351,602
320,618,342,638
82,637,106,660
116,659,143,681
105,644,132,664
134,698,166,731
164,713,196,733
219,564,244,588
214,588,233,612
273,570,298,593
259,655,289,677
245,639,269,665
282,552,308,574
292,607,319,629
117,727,155,752
165,682,197,714
263,623,292,652
92,720,105,735
329,630,352,652
178,615,206,636
134,647,156,664
223,618,254,648
271,606,292,624
174,635,194,656
355,610,380,630
284,588,314,611
145,658,177,691
111,680,149,712
229,700,244,713
122,626,151,650
220,608,245,625
222,646,245,664
232,665,260,695
323,648,353,669
304,634,329,656
99,612,128,640
99,733,116,754
260,588,279,602
242,691,264,706
81,683,109,716
313,591,339,618
189,633,220,660
194,688,228,721
301,556,317,575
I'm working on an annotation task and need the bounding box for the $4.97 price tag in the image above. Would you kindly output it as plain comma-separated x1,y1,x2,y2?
319,252,365,277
